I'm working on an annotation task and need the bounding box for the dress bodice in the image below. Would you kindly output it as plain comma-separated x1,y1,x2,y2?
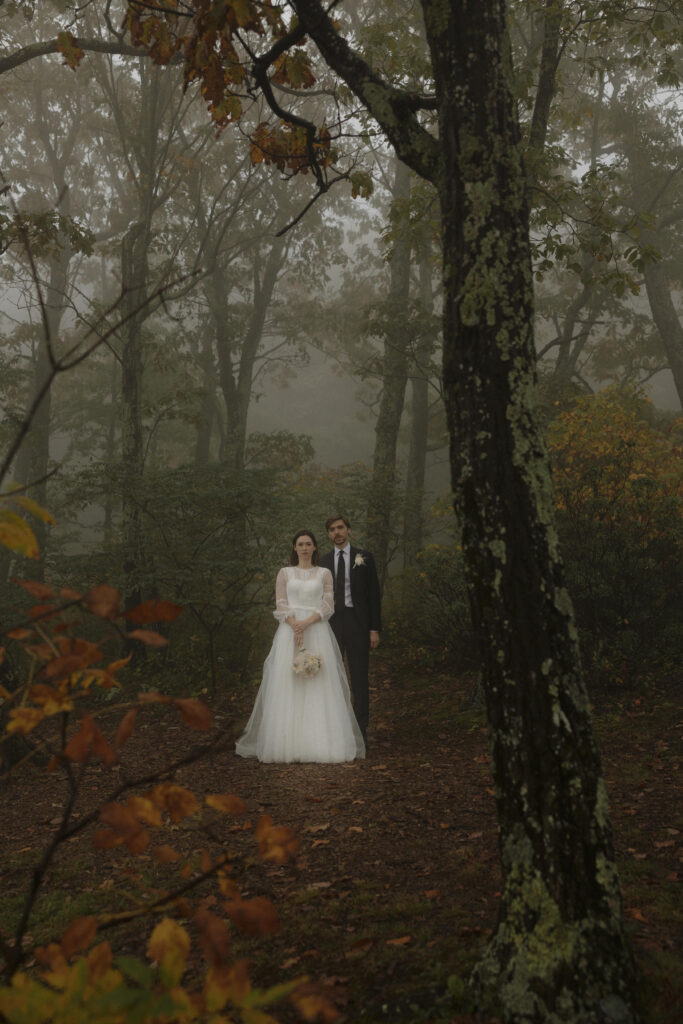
274,566,334,620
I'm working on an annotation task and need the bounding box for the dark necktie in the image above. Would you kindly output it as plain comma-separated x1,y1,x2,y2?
335,550,346,611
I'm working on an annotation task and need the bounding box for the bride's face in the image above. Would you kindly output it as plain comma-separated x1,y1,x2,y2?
295,535,316,562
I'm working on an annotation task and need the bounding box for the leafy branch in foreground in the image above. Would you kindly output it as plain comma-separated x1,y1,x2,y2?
0,567,337,1023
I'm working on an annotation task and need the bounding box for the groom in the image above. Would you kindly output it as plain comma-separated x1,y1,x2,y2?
320,514,381,743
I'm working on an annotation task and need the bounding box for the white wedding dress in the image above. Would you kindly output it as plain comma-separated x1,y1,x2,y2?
235,566,365,763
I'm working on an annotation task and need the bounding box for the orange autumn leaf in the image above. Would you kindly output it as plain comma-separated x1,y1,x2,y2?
93,829,125,849
61,916,98,958
386,935,412,946
224,897,278,936
99,801,138,829
137,690,172,705
14,579,55,600
127,794,163,827
86,942,113,983
205,793,246,815
42,654,88,681
63,714,95,762
151,844,181,863
203,960,251,1012
255,815,300,865
627,907,648,923
195,907,231,966
91,720,118,767
125,827,151,855
85,584,120,620
149,783,199,822
128,628,168,647
115,709,137,748
174,697,211,730
291,983,339,1023
125,599,183,624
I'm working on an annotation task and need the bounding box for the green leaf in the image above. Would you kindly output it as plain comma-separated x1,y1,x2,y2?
115,956,154,988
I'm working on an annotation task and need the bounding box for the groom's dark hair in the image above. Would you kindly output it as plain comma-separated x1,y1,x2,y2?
325,513,350,530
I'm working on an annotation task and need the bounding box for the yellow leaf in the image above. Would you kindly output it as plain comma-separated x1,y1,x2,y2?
147,918,190,987
7,707,44,735
205,793,246,815
0,512,39,558
13,495,56,524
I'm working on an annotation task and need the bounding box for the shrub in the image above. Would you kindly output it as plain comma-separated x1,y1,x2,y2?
548,388,682,685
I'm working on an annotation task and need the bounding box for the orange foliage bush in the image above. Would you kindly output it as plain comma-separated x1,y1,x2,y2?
548,388,682,682
0,511,337,1023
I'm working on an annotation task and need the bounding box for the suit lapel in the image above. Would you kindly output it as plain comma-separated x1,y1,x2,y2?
348,546,357,600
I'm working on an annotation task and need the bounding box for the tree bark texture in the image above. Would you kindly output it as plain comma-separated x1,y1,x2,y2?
209,235,286,472
120,217,149,615
421,1,638,1019
366,158,412,584
643,256,683,409
403,251,434,566
291,0,639,1015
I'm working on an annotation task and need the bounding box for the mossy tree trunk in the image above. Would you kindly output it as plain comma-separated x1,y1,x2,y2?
423,3,639,1019
293,0,639,1019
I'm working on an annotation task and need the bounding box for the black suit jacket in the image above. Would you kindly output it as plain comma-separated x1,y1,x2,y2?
320,546,382,634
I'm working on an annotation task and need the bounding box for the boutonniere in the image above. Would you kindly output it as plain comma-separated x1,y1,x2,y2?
353,553,365,568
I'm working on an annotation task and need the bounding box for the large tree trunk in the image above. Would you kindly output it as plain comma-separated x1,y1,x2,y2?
366,158,412,584
643,256,683,409
403,251,433,566
422,1,638,1019
120,218,148,617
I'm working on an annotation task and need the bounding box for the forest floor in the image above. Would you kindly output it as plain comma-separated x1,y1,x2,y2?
1,651,681,1023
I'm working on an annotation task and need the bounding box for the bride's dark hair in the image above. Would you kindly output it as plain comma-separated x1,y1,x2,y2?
290,530,319,566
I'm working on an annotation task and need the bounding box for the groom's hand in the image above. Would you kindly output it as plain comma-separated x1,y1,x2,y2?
370,630,380,649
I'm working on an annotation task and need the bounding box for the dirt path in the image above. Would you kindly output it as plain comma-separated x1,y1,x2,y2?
2,654,681,1022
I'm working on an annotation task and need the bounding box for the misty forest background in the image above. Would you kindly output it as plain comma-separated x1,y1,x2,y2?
1,1,680,691
0,1,682,1022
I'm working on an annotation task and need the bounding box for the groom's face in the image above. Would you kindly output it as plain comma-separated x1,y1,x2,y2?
328,519,350,549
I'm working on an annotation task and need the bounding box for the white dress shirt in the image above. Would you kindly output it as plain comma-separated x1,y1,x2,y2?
335,544,353,607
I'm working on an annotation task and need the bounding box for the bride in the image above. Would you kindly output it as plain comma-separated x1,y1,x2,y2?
235,530,366,763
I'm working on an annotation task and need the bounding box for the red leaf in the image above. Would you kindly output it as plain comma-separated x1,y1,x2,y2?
195,908,231,966
63,714,96,762
224,897,278,936
15,579,55,600
174,697,211,730
61,916,98,958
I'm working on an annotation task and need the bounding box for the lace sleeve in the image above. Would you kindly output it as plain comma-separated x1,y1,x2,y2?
319,568,334,621
273,567,292,622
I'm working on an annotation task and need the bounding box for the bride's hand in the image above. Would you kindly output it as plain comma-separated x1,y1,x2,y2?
288,619,305,647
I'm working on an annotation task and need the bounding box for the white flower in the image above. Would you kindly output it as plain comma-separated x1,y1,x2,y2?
292,649,322,677
353,553,365,568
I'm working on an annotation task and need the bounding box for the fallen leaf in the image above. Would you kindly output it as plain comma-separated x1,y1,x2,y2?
626,907,648,923
345,937,374,958
386,935,411,946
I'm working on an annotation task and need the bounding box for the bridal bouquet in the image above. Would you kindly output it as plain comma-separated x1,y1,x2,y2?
292,648,322,677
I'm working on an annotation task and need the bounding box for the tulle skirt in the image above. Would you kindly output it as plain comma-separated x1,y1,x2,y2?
235,610,365,763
